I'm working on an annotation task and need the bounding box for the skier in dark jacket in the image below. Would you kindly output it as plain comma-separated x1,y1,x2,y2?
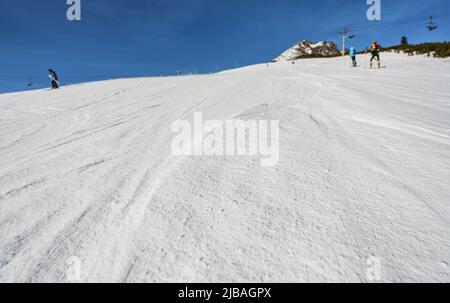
48,69,59,89
369,42,382,68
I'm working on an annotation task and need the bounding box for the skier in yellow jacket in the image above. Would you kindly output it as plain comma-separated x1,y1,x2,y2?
370,41,382,68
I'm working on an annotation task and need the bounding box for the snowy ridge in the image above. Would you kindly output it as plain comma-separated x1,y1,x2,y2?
0,53,449,282
273,40,340,62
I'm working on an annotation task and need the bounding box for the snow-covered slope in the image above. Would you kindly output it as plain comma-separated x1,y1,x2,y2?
273,40,340,62
0,53,449,282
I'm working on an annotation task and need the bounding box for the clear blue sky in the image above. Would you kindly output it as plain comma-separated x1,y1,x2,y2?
1,0,449,93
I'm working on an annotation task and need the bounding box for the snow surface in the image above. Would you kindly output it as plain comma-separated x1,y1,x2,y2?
0,53,449,282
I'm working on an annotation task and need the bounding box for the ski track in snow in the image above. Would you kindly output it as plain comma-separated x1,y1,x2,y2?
0,53,449,282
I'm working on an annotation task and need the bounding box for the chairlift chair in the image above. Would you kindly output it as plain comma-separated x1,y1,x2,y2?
427,16,438,31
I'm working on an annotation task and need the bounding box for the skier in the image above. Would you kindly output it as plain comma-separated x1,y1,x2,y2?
349,46,357,67
369,41,382,68
48,69,59,89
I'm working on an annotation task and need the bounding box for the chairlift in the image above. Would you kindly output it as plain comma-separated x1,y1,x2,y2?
348,32,357,39
26,78,32,87
427,16,438,31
